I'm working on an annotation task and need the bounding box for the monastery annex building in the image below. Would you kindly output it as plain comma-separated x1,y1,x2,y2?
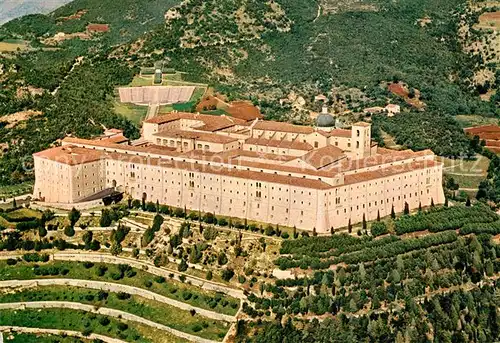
33,109,445,232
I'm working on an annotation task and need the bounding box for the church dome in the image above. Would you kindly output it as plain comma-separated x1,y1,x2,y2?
316,106,335,127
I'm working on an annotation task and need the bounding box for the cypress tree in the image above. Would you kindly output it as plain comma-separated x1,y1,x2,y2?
391,205,396,219
376,210,380,222
466,197,471,207
348,219,352,233
362,214,367,231
444,197,449,207
404,202,410,215
431,198,435,207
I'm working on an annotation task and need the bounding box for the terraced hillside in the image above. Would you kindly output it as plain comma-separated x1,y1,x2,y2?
237,203,500,341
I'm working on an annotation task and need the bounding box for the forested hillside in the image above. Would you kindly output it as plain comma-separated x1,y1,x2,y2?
0,0,72,25
237,204,500,342
136,0,498,154
0,0,498,181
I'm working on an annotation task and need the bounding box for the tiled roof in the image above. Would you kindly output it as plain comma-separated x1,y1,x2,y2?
344,160,439,185
34,146,104,166
318,129,351,138
97,134,128,144
102,150,333,190
352,122,371,127
244,137,313,151
301,145,346,169
226,101,263,121
252,120,314,134
330,149,435,173
59,137,438,183
144,112,246,132
63,137,180,155
153,129,239,144
87,24,110,32
464,125,500,135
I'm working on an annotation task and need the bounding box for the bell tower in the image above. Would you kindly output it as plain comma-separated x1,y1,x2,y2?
351,122,372,158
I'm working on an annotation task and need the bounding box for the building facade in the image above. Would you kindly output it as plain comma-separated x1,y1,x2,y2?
33,112,445,232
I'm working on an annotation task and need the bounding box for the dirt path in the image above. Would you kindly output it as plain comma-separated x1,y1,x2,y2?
0,301,219,343
0,326,127,343
313,3,322,22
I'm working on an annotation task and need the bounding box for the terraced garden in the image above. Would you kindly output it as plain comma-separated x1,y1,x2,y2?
0,308,183,343
0,259,240,316
7,333,94,343
0,285,229,340
238,203,500,341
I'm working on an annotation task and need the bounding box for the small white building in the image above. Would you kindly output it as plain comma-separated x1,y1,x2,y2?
385,104,401,117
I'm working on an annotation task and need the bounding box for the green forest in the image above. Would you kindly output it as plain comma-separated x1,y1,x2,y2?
237,204,500,342
0,0,497,188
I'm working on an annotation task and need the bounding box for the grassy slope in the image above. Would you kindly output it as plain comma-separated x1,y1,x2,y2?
1,0,179,45
0,260,240,316
0,285,228,340
0,308,158,343
9,333,91,343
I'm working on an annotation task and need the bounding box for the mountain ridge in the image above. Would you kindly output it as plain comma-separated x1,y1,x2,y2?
0,0,72,25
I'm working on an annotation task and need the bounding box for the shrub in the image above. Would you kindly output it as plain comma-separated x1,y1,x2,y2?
221,268,235,282
83,262,94,269
64,225,75,237
96,265,108,277
371,222,388,237
203,226,218,240
178,259,188,272
38,226,47,238
99,317,110,326
116,292,131,300
117,322,128,331
218,252,228,265
154,276,165,283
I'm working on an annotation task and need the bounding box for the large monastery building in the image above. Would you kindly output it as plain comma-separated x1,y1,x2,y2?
33,110,445,232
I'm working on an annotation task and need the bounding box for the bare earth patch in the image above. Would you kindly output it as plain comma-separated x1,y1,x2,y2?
0,110,43,129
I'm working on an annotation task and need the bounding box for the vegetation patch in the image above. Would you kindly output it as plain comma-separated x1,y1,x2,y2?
0,308,150,343
0,285,229,341
0,260,239,316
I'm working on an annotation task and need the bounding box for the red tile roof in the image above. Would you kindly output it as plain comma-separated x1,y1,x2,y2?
301,145,346,169
344,160,439,185
34,146,104,166
144,112,246,132
87,24,110,32
153,129,239,144
318,129,351,138
245,137,313,151
226,101,263,121
252,121,314,134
